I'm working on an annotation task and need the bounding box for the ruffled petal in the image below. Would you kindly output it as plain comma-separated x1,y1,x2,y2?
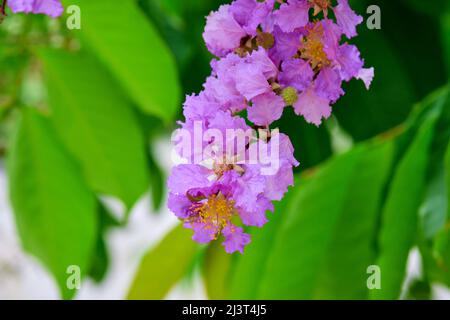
294,86,331,126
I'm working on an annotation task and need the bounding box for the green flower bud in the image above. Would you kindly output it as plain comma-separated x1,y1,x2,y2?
281,87,298,106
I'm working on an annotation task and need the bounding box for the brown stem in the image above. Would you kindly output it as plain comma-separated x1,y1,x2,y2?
1,0,7,16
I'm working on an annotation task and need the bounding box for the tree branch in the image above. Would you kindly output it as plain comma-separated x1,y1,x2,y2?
1,0,7,14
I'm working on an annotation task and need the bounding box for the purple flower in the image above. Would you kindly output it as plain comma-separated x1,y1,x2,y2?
273,0,309,33
168,0,374,253
222,225,251,254
315,67,344,102
203,1,275,57
294,86,332,126
335,43,364,81
167,176,250,253
320,18,344,61
259,132,299,200
203,5,247,57
190,221,218,244
229,0,275,36
248,91,285,126
247,48,279,79
230,165,266,212
168,115,299,253
182,92,222,122
167,194,192,219
210,110,249,132
233,60,272,100
238,196,272,227
279,58,314,92
357,67,375,90
167,165,211,196
8,0,63,18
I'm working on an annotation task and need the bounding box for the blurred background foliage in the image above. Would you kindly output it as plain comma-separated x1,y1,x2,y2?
1,0,450,299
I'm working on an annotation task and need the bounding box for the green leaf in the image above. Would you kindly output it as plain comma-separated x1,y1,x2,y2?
404,279,432,300
87,200,120,283
422,139,450,286
232,140,393,299
230,181,297,299
420,167,448,240
335,0,446,141
402,0,450,17
62,0,181,122
140,0,220,95
333,29,415,140
8,108,97,299
422,142,450,286
447,141,450,221
203,241,233,300
370,113,438,299
312,142,393,299
418,89,450,239
127,224,198,300
273,107,332,171
380,0,448,99
397,87,450,293
443,13,450,76
39,49,149,209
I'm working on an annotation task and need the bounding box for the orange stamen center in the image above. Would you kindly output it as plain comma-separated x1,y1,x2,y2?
300,23,330,71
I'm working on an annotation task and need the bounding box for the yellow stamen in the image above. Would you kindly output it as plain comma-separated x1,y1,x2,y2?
300,23,330,71
193,193,237,231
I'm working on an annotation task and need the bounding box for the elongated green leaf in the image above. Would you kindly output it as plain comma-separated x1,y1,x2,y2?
403,0,450,17
336,0,446,141
417,89,450,239
380,1,448,99
388,87,450,294
203,241,233,300
447,142,450,222
312,142,393,299
140,0,220,95
8,108,97,299
430,141,450,278
420,168,448,239
39,49,149,209
370,114,438,299
231,140,393,299
333,1,414,141
230,179,298,299
127,224,198,299
87,200,120,283
443,13,450,76
62,0,181,121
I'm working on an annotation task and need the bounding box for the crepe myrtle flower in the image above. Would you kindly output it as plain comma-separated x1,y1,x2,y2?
168,170,252,254
276,19,373,125
202,0,373,126
178,48,283,128
168,0,374,252
203,0,276,58
203,0,363,57
168,131,298,254
5,0,63,18
169,103,298,253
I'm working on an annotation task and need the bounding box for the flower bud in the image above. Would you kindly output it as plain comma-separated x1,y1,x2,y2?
281,87,298,106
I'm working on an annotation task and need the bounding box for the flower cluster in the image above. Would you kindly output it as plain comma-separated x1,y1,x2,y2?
203,0,373,126
169,0,373,253
5,0,63,18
